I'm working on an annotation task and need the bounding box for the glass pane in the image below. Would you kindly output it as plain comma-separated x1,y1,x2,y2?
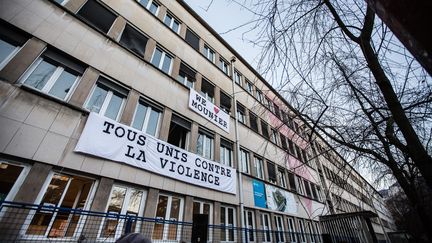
0,39,16,64
138,0,149,8
193,202,200,215
86,85,108,113
196,134,203,156
172,21,180,33
153,195,168,240
0,163,23,201
48,70,77,100
161,55,172,74
146,109,160,136
203,204,210,215
151,48,162,67
149,2,159,15
127,190,143,214
104,92,123,120
24,60,56,90
164,15,172,26
101,186,126,238
168,197,180,240
132,103,148,130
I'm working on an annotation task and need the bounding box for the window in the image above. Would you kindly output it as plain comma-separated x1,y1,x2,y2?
200,78,215,103
297,176,305,195
193,201,213,242
304,179,312,198
298,219,307,243
234,70,242,86
249,112,259,133
197,129,214,160
151,47,173,75
236,102,246,124
267,161,276,184
119,24,148,57
267,98,275,113
163,12,180,33
132,99,161,136
274,104,281,118
287,217,297,243
185,28,200,51
256,90,263,103
220,206,236,242
99,185,146,239
310,184,318,200
316,186,322,201
26,174,94,238
270,128,278,145
0,21,29,70
220,58,229,75
280,133,288,150
153,194,183,241
261,213,272,243
244,210,256,242
204,45,215,63
168,114,191,150
220,91,232,114
137,0,159,16
245,80,253,94
85,77,127,121
239,148,250,174
220,139,233,167
0,162,27,201
274,215,285,243
177,62,196,88
295,145,303,162
22,49,86,101
261,121,270,139
288,172,297,192
253,156,264,179
288,139,295,156
277,167,287,188
77,0,116,33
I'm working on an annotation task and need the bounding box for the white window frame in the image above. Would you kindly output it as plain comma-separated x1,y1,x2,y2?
298,219,307,243
0,39,21,70
261,213,272,243
20,58,80,101
307,221,316,243
138,0,160,16
197,130,214,160
253,156,264,179
237,108,246,124
244,209,256,243
256,90,263,103
98,185,147,240
239,149,250,174
220,142,233,167
164,12,181,34
277,168,287,188
153,194,184,241
84,81,126,121
246,81,253,94
193,200,213,243
270,129,279,145
287,217,297,243
204,45,215,63
131,100,162,137
234,70,242,85
220,205,236,243
220,58,229,75
274,215,285,243
151,47,173,75
0,161,30,206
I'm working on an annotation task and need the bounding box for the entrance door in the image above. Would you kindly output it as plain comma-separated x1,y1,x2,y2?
193,201,213,242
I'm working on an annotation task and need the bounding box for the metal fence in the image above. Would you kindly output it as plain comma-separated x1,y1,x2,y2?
0,201,324,242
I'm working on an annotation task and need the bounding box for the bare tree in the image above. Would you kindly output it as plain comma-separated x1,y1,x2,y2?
229,0,432,241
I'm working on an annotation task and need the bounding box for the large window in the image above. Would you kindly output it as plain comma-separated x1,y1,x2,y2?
137,0,159,16
22,49,86,101
239,148,250,174
163,12,180,33
244,209,256,242
153,194,183,241
197,129,214,160
119,24,148,57
236,102,246,124
220,58,229,75
200,78,215,103
261,213,272,243
0,162,27,201
287,217,297,243
288,172,297,192
267,161,276,184
131,99,161,136
277,167,287,188
151,47,173,75
249,112,259,133
185,28,200,51
177,62,196,88
99,185,146,239
220,206,236,242
274,215,285,243
220,91,232,114
85,77,127,121
77,0,116,33
26,174,94,238
253,156,264,179
220,139,233,167
168,114,191,150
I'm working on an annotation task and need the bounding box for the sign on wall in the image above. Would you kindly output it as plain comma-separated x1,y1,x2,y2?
253,179,267,208
265,184,297,214
75,113,236,194
188,89,230,133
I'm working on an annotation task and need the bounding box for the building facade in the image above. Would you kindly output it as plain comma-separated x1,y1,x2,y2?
0,0,394,242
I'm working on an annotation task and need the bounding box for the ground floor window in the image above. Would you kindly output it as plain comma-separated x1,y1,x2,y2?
0,161,28,201
25,173,95,238
220,205,236,242
274,215,285,242
287,217,297,243
153,194,184,241
244,209,256,242
261,213,272,243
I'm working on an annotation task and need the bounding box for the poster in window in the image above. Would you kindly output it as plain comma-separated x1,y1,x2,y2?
265,184,297,214
253,179,266,208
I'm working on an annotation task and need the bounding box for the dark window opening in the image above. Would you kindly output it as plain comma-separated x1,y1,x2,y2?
288,172,296,192
237,102,246,124
220,91,231,114
177,62,196,88
249,112,259,133
280,134,288,150
185,28,199,51
304,180,312,198
168,115,191,150
267,162,276,184
119,24,148,57
261,121,269,139
77,0,116,34
274,104,280,118
200,78,214,102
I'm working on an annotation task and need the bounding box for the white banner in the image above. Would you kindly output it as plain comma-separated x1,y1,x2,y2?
188,89,230,133
266,184,297,214
75,113,236,194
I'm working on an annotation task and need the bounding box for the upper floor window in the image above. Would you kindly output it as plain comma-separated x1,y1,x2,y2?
163,12,180,33
138,0,159,16
239,148,250,174
267,98,275,113
22,49,86,101
151,46,173,75
261,121,270,139
234,70,242,86
197,129,214,160
220,58,229,75
270,128,278,145
185,28,199,51
200,78,215,103
288,172,297,192
280,133,288,150
274,104,281,118
85,77,127,121
245,80,253,94
77,0,116,34
132,99,161,137
220,139,233,167
277,167,287,188
119,24,148,57
236,102,246,124
203,45,215,63
168,114,191,150
177,62,196,88
253,156,264,179
0,21,29,70
256,89,263,103
249,112,259,133
220,91,232,114
267,161,276,184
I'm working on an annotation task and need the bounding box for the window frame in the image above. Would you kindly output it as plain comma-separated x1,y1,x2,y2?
197,129,215,160
151,46,173,75
137,0,160,16
131,99,162,137
220,139,233,167
239,148,250,174
253,156,264,179
219,58,230,75
261,213,272,243
0,38,21,70
234,70,242,86
220,205,236,242
203,44,216,63
236,102,246,124
245,80,253,94
152,193,184,241
163,12,181,34
277,167,287,188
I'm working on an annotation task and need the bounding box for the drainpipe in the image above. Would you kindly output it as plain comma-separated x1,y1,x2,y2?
230,56,245,242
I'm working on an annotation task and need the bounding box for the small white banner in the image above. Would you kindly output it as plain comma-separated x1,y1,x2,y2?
188,89,230,133
75,113,236,194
